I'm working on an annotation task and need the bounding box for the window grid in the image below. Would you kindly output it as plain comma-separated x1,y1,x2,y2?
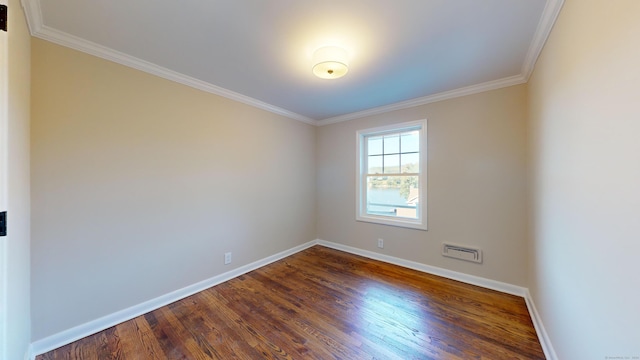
367,132,419,175
356,120,427,230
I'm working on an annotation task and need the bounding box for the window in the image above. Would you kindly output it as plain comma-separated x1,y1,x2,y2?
356,120,427,230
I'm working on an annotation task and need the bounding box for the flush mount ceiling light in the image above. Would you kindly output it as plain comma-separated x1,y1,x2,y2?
312,46,349,80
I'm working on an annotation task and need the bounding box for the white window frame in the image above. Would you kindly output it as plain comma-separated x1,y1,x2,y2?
356,119,427,230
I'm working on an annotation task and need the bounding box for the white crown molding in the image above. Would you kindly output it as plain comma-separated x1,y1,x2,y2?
20,0,42,35
21,0,315,125
20,0,563,126
316,0,563,126
316,74,527,126
521,0,565,80
35,25,316,125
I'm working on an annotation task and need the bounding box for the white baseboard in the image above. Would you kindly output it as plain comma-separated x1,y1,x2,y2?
30,239,556,360
315,239,527,296
524,290,558,360
315,239,557,360
24,345,34,360
30,240,317,358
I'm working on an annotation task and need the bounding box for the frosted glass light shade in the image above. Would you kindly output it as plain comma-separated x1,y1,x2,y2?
312,46,349,79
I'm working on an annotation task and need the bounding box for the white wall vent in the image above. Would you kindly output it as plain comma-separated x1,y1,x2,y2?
442,243,482,264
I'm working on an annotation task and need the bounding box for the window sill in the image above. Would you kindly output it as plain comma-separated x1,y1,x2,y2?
356,215,427,231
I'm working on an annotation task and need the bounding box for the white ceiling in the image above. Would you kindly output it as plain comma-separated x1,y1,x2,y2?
22,0,563,125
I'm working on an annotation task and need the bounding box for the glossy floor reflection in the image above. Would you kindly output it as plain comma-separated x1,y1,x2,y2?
37,246,545,359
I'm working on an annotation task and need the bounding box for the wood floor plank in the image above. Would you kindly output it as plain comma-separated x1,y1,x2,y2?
117,317,168,360
289,248,541,358
198,288,294,359
36,245,545,359
232,272,371,360
94,326,121,359
166,295,248,359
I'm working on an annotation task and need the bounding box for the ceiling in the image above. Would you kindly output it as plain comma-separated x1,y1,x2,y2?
22,0,563,125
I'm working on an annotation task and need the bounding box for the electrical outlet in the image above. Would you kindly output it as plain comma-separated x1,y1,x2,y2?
377,238,384,249
224,252,232,265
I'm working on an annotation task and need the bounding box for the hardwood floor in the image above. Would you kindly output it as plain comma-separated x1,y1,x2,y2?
37,246,545,359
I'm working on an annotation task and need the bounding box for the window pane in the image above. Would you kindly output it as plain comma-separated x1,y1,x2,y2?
368,136,383,155
401,153,419,173
383,154,400,174
383,134,399,154
401,131,419,153
366,175,419,219
358,121,426,229
367,155,383,174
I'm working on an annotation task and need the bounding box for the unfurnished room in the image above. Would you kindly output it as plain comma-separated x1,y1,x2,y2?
1,0,639,359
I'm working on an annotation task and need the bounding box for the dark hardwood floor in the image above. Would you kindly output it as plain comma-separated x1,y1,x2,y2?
37,245,545,359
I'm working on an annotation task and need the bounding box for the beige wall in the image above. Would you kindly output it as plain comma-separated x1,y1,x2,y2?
31,39,316,340
28,1,640,354
317,85,529,286
528,0,640,358
4,0,32,358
